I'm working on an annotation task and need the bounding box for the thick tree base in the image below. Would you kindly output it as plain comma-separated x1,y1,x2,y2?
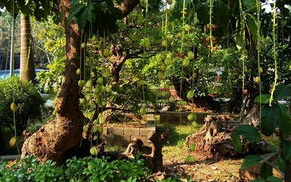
21,117,83,164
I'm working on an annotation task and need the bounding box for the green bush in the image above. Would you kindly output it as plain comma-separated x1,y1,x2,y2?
0,156,151,182
0,77,44,134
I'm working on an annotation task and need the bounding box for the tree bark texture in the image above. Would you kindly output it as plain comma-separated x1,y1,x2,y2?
20,14,35,82
9,16,16,76
110,44,128,84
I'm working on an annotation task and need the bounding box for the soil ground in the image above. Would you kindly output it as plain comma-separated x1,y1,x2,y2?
163,150,242,182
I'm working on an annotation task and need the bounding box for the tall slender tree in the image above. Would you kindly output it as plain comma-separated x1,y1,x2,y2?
9,15,15,76
20,14,35,82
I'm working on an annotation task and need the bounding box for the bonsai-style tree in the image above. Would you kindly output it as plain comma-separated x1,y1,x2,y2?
1,0,139,163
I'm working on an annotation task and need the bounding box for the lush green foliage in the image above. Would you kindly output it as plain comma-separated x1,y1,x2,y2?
80,76,171,122
0,156,151,182
35,19,66,95
68,0,124,34
232,84,291,181
255,84,291,138
0,77,43,134
30,0,291,113
0,0,58,21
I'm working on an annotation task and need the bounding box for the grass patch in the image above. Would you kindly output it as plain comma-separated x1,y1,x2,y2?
157,122,201,146
104,144,126,152
157,122,201,162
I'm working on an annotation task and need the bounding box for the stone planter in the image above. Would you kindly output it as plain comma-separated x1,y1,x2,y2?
102,122,156,147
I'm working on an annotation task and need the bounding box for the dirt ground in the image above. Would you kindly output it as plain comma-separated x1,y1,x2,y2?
164,157,242,182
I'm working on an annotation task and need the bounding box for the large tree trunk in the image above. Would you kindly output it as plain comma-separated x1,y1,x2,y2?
21,0,83,163
21,0,139,163
20,14,35,82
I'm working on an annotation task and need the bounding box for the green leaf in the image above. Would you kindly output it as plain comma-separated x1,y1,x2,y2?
241,155,262,169
100,174,107,181
85,4,96,24
274,84,291,100
261,163,273,179
243,0,257,12
231,133,242,152
275,157,286,172
247,14,258,44
187,90,194,99
266,176,283,182
97,113,106,124
261,104,291,139
254,94,271,104
69,2,96,29
233,125,261,142
261,106,279,136
235,30,245,50
68,3,85,22
77,4,95,29
277,105,291,139
231,125,261,152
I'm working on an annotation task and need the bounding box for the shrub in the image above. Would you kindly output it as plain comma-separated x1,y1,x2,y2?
0,156,150,182
36,58,65,95
0,77,44,134
0,157,65,182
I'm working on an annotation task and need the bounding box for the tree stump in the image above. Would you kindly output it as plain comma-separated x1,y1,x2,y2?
185,115,268,161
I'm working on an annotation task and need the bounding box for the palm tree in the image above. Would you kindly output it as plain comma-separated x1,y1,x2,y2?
20,14,35,82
